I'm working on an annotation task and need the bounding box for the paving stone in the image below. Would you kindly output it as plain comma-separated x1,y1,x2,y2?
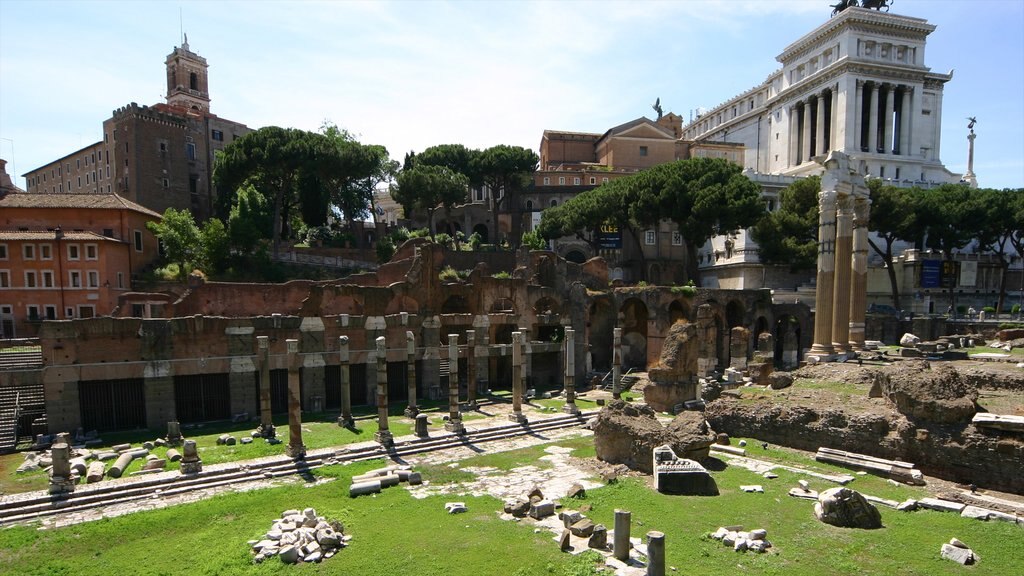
940,543,979,565
530,499,555,519
569,518,596,537
918,498,966,513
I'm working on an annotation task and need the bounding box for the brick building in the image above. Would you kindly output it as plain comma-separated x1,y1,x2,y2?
22,39,249,222
0,166,162,337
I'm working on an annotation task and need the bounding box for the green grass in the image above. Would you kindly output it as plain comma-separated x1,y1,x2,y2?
970,345,1024,357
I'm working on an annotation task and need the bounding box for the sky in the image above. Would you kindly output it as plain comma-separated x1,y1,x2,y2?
1,0,1022,190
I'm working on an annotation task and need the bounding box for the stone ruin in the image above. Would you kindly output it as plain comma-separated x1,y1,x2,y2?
592,400,716,474
709,525,772,553
348,464,422,497
652,445,718,496
813,487,882,529
896,332,980,360
645,320,699,412
250,507,349,564
868,360,978,424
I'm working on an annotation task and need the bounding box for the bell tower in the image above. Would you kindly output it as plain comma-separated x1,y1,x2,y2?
165,35,210,112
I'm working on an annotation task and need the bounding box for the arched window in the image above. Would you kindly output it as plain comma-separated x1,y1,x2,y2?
526,200,533,210
550,199,558,207
189,72,198,90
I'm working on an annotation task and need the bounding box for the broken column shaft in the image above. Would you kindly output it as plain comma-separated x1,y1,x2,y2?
374,336,393,445
338,336,353,427
509,331,526,423
445,334,465,433
563,328,578,414
285,338,305,459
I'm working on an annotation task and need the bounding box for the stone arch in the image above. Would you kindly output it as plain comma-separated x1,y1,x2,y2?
669,300,690,325
472,224,489,244
384,295,418,315
491,298,515,314
565,250,587,264
533,296,560,315
620,297,648,370
726,300,746,328
492,323,515,345
441,295,471,314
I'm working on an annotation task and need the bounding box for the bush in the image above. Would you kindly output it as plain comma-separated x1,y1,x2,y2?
492,271,511,279
521,230,546,251
1011,304,1021,315
982,306,996,314
434,233,453,248
439,266,461,282
468,232,482,250
376,237,395,264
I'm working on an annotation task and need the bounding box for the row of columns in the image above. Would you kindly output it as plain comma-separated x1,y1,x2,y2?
808,151,870,359
790,88,837,165
856,80,914,156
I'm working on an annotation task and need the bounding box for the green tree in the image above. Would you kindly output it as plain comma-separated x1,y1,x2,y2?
976,187,1024,313
147,208,201,280
867,180,926,310
750,176,821,272
392,165,469,238
918,183,988,314
520,229,546,251
199,218,231,275
645,158,764,283
227,183,273,257
413,144,481,186
472,145,538,245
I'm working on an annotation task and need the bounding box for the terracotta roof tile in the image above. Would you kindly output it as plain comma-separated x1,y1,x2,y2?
0,192,163,218
0,230,124,242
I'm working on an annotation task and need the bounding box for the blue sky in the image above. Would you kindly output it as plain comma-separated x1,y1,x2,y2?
1,0,1021,189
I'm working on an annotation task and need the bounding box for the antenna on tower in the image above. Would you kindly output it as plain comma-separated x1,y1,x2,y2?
179,7,183,45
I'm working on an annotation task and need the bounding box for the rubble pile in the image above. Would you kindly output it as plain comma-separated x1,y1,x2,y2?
250,508,350,564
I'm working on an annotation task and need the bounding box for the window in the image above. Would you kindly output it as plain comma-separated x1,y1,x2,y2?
77,305,95,319
671,231,683,246
44,305,57,320
85,244,98,260
69,271,81,288
550,199,558,207
186,142,196,160
189,175,198,195
542,177,550,185
117,272,124,289
190,72,198,90
134,230,143,252
645,230,656,245
602,177,609,184
639,146,648,157
27,305,40,321
41,270,54,288
212,129,224,141
87,271,99,288
66,307,73,318
162,178,169,188
573,177,581,185
526,200,534,210
78,176,81,187
25,270,37,288
558,176,565,185
589,176,596,185
0,244,7,260
67,244,80,260
0,270,9,288
23,244,35,260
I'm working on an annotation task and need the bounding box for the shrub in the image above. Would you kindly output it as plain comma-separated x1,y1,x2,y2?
468,232,482,250
439,266,460,282
376,237,395,264
982,306,996,314
492,271,511,279
521,230,546,251
1012,304,1022,315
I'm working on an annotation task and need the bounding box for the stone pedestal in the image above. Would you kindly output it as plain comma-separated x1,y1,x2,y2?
415,413,430,438
285,339,306,459
337,336,354,428
562,328,579,414
180,439,202,474
646,531,666,576
466,329,477,409
166,420,182,446
509,331,527,423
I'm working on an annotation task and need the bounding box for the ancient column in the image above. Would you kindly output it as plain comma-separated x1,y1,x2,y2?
48,442,75,494
789,105,800,166
848,196,871,351
404,331,418,418
883,84,895,153
613,509,631,562
898,86,910,155
285,339,306,459
646,531,666,576
815,93,826,157
808,190,838,359
256,335,274,438
373,336,393,445
830,86,839,152
612,327,623,399
802,100,813,162
964,127,978,188
729,326,750,370
509,331,527,423
868,83,880,152
166,420,182,445
854,79,864,150
337,336,354,428
562,328,579,414
421,316,442,400
180,439,202,474
445,334,465,433
831,193,854,355
466,329,477,409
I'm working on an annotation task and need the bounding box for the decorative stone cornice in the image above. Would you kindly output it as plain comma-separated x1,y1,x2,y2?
777,8,935,64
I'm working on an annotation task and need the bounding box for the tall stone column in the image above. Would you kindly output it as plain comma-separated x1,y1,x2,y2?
421,316,442,400
815,93,826,157
831,193,854,355
520,327,532,390
802,100,813,162
562,328,578,414
646,531,666,576
829,86,838,152
285,339,305,459
964,129,978,188
868,83,880,152
257,335,275,438
883,84,895,154
404,331,418,418
808,189,838,359
853,79,863,150
898,86,911,155
337,336,353,427
373,336,393,445
848,196,871,351
789,105,800,166
509,331,527,423
445,334,465,433
612,327,622,399
466,329,477,409
613,509,631,561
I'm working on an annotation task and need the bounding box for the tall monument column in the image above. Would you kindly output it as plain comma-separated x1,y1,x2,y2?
831,193,854,355
285,339,306,459
337,336,353,428
868,83,880,152
853,79,864,150
404,331,418,418
964,121,978,188
883,84,895,153
445,334,465,433
612,327,622,399
802,99,813,162
256,336,274,437
562,328,579,414
815,93,826,157
848,196,872,351
898,86,911,155
808,151,846,360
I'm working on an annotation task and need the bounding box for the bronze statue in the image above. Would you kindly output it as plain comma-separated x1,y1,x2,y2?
652,97,663,120
967,117,977,132
861,0,893,11
831,0,858,16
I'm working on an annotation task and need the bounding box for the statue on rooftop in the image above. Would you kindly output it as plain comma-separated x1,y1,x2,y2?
861,0,893,11
831,0,857,16
652,97,664,120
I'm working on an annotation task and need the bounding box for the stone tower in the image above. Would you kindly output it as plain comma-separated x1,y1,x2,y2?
165,36,210,112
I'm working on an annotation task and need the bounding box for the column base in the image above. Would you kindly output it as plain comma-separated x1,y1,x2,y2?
508,412,528,424
807,344,835,362
165,435,183,447
466,400,478,411
180,459,203,475
286,444,307,459
444,419,466,434
403,406,419,418
48,477,76,495
337,415,354,428
374,430,394,446
254,423,276,439
562,403,580,414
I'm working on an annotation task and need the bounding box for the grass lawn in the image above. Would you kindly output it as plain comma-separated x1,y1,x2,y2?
1,436,1020,576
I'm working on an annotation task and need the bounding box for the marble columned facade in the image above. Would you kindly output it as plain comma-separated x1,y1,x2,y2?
808,151,869,361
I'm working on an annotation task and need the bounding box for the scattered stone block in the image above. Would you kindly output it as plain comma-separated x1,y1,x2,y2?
445,502,467,514
241,437,253,444
788,488,819,500
349,480,382,497
588,524,608,549
86,461,105,483
560,510,584,528
918,498,966,514
896,499,918,512
529,499,555,519
166,449,182,462
566,483,586,499
740,485,764,493
504,499,530,518
940,540,979,565
814,487,882,529
559,529,572,552
569,518,596,538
